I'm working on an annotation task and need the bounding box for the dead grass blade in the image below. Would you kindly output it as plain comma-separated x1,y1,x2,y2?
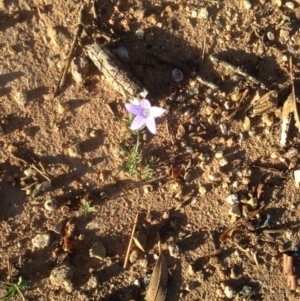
145,234,168,301
289,57,300,130
132,236,145,252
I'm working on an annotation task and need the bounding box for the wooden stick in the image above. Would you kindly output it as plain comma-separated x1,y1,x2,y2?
289,274,297,290
285,256,294,275
289,56,300,130
283,253,288,273
53,5,84,98
88,43,148,98
123,213,139,269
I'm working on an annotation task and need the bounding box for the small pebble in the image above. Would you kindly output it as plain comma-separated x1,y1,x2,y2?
86,276,98,290
238,285,252,297
219,158,228,167
286,1,294,9
129,250,139,263
224,286,237,298
198,7,208,19
185,146,193,153
89,242,106,260
14,91,27,107
133,279,141,288
32,233,50,248
135,29,144,39
115,46,129,62
168,244,180,258
171,68,184,82
44,198,58,211
267,31,275,41
243,0,252,9
71,57,89,83
220,123,228,135
228,204,241,217
226,194,239,204
215,151,223,159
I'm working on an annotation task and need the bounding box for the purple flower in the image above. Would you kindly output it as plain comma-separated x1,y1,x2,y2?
125,99,165,134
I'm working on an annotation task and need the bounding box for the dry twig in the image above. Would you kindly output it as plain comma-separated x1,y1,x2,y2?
123,213,139,269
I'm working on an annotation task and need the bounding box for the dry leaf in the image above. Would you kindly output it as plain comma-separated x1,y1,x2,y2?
63,220,76,253
247,90,277,117
219,228,244,242
145,237,168,301
132,235,146,252
246,204,265,221
280,93,294,145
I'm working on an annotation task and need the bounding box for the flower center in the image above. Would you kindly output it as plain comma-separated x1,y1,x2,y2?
142,108,150,117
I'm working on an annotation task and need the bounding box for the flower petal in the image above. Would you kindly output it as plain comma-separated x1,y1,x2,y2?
130,115,146,131
125,103,143,116
145,116,156,134
150,106,165,118
140,99,151,109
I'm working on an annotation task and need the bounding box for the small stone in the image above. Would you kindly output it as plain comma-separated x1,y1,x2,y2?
32,233,50,248
247,197,258,209
220,123,228,135
238,285,252,297
267,31,275,41
134,9,146,20
185,146,193,153
294,170,300,187
219,158,228,166
286,1,294,9
280,29,290,41
226,194,239,204
133,279,141,288
68,143,81,158
115,46,129,62
215,151,223,159
129,250,139,263
86,275,98,290
168,243,180,258
224,285,237,298
71,57,89,83
135,29,144,39
14,91,27,107
44,198,58,211
274,0,282,6
49,261,75,291
176,124,186,140
243,117,251,130
243,0,252,9
49,222,63,234
228,204,241,217
198,7,209,19
171,68,184,82
190,10,197,18
57,102,71,114
89,242,106,260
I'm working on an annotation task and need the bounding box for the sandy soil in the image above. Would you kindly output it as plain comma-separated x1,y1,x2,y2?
1,0,300,300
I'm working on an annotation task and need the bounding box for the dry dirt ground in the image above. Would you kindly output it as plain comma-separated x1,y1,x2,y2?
1,0,300,300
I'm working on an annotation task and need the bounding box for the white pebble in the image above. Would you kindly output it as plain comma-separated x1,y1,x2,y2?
32,233,50,248
133,279,141,288
198,7,209,19
226,194,239,204
14,91,27,107
243,0,252,9
286,1,294,9
219,158,228,166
